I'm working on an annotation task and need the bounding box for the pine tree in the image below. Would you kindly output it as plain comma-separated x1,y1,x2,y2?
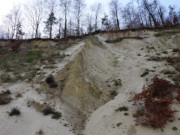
45,11,57,39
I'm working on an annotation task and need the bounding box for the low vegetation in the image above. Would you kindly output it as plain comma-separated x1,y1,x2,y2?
9,107,21,116
42,106,62,119
161,69,176,75
115,106,128,112
140,69,149,77
0,90,12,105
116,123,122,127
172,126,178,131
106,36,143,43
114,79,122,86
36,130,44,135
110,90,118,97
133,75,179,128
42,107,55,115
45,74,58,88
0,42,68,83
29,100,62,119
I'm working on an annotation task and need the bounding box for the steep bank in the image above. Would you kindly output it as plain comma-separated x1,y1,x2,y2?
0,27,180,135
84,31,180,135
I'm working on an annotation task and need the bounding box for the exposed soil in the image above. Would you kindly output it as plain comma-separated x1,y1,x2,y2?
0,26,180,135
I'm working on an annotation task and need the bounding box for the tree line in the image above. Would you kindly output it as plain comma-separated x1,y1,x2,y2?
0,0,180,39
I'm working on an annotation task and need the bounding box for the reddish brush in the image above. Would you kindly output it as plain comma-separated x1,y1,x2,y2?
176,92,180,102
133,75,177,128
11,42,21,52
165,19,172,26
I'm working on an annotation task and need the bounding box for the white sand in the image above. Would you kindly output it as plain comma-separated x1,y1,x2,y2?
84,35,180,135
0,31,180,135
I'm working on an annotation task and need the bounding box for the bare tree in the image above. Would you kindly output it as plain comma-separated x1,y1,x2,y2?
73,0,85,36
0,26,6,39
101,13,109,31
178,8,180,23
142,0,160,26
122,2,142,29
168,5,178,25
157,5,166,26
56,17,63,39
3,5,22,39
86,12,93,33
60,0,71,38
94,3,102,31
24,0,45,38
109,0,120,30
16,21,25,39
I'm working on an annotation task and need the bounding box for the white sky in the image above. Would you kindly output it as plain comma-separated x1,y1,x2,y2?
0,0,179,31
0,0,179,18
0,0,179,37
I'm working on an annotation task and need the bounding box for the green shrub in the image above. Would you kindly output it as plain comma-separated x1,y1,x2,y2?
114,79,122,86
26,50,42,63
42,106,62,119
42,107,54,115
110,91,118,97
45,74,58,88
116,123,122,127
115,106,128,112
9,108,21,116
52,112,62,119
172,126,178,131
0,90,12,105
141,69,149,77
124,113,129,116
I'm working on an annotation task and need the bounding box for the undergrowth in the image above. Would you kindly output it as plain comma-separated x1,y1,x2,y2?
106,36,143,43
45,74,58,88
42,106,61,119
9,107,21,116
133,75,179,128
0,90,12,105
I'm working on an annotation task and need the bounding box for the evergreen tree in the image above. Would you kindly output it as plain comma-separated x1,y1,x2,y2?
45,11,57,39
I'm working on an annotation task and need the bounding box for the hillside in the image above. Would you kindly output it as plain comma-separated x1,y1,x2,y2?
0,26,180,135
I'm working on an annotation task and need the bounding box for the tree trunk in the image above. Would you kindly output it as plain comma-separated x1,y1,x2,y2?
64,13,67,38
144,1,157,26
35,23,39,38
116,11,120,30
77,19,80,36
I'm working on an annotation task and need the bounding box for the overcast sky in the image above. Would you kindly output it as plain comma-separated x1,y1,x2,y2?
0,0,180,19
0,0,179,38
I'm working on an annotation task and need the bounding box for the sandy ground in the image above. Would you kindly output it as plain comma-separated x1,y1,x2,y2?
0,42,85,135
0,83,74,135
84,34,180,135
0,30,180,135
